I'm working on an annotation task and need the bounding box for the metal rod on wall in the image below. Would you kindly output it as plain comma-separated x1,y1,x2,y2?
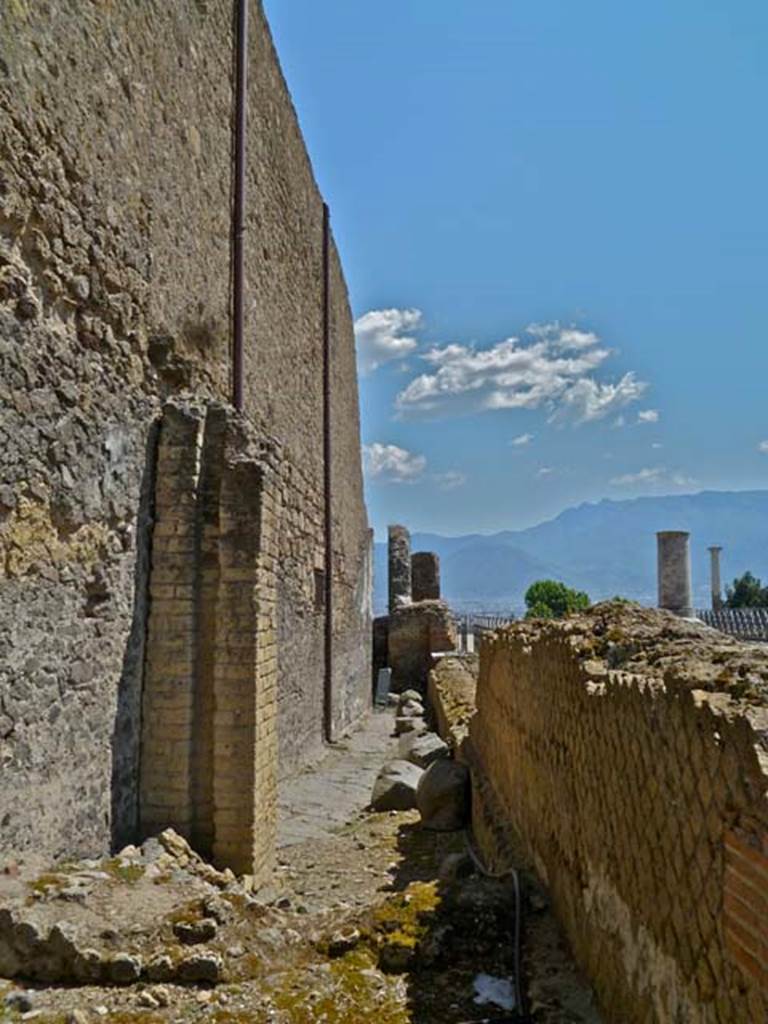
232,0,248,412
322,202,334,743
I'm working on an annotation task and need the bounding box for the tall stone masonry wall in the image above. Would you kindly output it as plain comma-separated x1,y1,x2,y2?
0,0,370,868
467,604,768,1023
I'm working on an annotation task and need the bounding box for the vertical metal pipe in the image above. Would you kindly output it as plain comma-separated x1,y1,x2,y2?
232,0,248,412
322,202,334,743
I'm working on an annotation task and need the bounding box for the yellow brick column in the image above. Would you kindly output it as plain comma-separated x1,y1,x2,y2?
212,458,279,879
139,405,204,839
190,408,227,859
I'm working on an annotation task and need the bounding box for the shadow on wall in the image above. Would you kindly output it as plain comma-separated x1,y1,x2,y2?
109,421,160,852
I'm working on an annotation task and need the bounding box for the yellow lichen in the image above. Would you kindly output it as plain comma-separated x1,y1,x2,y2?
0,495,109,578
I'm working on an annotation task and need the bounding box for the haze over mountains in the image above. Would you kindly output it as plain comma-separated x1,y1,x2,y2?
373,490,768,615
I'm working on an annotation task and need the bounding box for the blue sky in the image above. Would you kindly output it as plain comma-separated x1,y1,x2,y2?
265,0,768,539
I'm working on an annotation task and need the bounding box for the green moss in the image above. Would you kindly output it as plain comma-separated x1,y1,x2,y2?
228,952,262,982
102,858,145,885
267,948,409,1024
27,872,68,896
371,881,440,935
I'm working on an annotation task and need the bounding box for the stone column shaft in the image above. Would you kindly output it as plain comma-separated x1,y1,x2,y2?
411,551,441,601
657,531,693,617
709,546,723,611
388,524,412,614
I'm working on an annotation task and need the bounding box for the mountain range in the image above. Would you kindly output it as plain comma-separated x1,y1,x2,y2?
373,490,768,615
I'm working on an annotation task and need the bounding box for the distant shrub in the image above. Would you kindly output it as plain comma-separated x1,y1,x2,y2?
524,580,590,620
725,571,768,609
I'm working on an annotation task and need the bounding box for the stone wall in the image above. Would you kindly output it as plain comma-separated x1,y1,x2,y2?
0,0,370,864
467,604,768,1022
388,601,456,693
426,655,477,751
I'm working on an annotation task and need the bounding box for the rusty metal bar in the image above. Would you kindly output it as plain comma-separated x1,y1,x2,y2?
232,0,248,412
322,202,334,743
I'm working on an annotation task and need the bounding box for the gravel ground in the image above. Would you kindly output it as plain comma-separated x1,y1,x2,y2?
1,710,601,1024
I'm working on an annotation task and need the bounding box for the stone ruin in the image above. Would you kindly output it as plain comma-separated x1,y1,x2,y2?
376,525,456,692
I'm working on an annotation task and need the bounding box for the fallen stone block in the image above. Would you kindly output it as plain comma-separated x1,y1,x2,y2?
405,732,449,769
394,716,427,737
398,699,425,719
176,951,222,983
397,730,424,760
107,952,142,985
398,689,423,705
371,760,424,811
416,760,470,831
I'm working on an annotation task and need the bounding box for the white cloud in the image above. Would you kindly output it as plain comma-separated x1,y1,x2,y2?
758,440,768,453
549,373,647,425
651,442,663,449
670,472,698,487
637,409,660,424
395,321,647,424
362,443,426,484
536,466,554,478
354,308,421,374
612,467,666,486
610,466,697,488
433,470,467,491
510,433,534,446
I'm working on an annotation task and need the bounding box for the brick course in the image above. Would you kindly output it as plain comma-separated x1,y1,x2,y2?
468,605,768,1023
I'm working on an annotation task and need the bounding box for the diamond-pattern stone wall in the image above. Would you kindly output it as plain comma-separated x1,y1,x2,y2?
468,606,768,1023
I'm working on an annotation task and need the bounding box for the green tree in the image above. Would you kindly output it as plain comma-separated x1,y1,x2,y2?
724,571,768,609
524,579,590,620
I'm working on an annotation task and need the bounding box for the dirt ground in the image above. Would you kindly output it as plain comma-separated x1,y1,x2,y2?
1,711,601,1024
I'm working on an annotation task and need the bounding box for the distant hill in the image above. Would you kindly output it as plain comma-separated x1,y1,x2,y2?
373,490,768,615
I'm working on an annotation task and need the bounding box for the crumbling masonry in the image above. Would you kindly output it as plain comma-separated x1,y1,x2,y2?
463,605,768,1023
378,524,456,692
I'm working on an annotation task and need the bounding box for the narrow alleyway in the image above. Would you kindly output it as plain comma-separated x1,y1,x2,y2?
1,706,601,1024
277,710,397,848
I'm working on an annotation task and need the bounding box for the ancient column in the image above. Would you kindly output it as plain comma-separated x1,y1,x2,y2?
708,546,723,610
657,531,693,617
388,524,412,614
411,551,441,601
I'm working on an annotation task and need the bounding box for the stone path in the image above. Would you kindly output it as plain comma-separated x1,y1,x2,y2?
277,708,397,847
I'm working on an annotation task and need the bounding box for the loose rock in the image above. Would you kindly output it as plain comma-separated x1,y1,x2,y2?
177,951,222,983
4,990,34,1013
398,700,425,719
371,760,424,811
327,927,361,958
173,917,217,945
405,732,449,768
394,715,427,737
416,760,470,831
398,689,422,705
108,952,142,985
